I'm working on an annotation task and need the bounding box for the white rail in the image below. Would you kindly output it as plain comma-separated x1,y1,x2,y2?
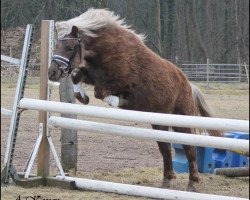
17,97,249,199
1,55,21,65
19,98,249,133
49,116,249,152
56,176,247,200
1,108,13,116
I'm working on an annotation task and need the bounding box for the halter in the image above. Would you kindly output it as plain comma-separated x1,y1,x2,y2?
51,37,81,75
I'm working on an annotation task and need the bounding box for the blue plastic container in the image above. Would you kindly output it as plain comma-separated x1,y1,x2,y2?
172,132,249,174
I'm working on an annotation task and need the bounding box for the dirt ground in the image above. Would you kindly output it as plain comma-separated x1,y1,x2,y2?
1,76,249,199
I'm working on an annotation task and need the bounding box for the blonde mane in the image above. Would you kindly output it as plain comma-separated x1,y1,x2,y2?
56,8,146,42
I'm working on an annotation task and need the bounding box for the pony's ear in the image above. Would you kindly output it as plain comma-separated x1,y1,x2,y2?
71,26,79,38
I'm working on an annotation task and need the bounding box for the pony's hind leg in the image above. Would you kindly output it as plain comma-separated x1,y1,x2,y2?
173,126,200,192
174,86,200,191
157,142,177,188
152,125,176,188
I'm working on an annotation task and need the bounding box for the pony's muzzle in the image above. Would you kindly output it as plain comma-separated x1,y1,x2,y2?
48,62,62,81
48,55,72,81
49,60,70,81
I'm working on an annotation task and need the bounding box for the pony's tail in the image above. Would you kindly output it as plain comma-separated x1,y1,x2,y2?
191,83,223,137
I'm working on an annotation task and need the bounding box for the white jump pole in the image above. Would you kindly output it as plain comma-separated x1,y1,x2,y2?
1,108,13,116
49,116,249,152
19,98,249,133
56,176,247,200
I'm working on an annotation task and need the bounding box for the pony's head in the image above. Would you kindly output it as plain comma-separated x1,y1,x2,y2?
48,25,82,81
48,8,146,82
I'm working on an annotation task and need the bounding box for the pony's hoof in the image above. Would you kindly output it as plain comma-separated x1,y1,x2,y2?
161,179,174,188
186,181,198,192
74,92,89,105
82,96,90,104
118,98,129,107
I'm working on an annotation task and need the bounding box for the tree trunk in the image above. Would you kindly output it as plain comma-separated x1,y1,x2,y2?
59,76,77,175
189,0,209,62
160,0,175,60
234,0,241,64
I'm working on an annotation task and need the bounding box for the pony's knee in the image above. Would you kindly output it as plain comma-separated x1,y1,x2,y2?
94,86,111,99
71,68,83,84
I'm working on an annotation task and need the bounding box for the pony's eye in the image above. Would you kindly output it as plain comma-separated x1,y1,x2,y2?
67,46,74,51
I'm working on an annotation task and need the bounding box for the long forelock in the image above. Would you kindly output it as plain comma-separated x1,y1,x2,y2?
55,8,146,42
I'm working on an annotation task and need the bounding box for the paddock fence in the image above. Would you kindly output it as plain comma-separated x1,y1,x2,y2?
178,61,249,84
2,54,249,84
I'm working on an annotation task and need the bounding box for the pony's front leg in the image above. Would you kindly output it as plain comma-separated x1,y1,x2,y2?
103,95,120,107
73,83,89,104
94,86,127,108
71,69,89,104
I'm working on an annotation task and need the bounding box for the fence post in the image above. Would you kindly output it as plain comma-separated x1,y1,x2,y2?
239,64,242,82
244,62,249,84
195,64,198,81
37,20,51,178
8,47,13,84
59,77,78,175
206,58,209,88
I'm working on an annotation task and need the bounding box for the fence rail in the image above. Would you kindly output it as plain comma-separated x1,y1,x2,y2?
1,54,249,84
1,55,21,65
179,62,249,84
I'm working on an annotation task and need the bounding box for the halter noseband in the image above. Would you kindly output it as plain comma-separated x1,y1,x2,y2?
51,37,81,75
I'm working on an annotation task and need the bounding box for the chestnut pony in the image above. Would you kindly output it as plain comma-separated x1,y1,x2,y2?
48,8,221,191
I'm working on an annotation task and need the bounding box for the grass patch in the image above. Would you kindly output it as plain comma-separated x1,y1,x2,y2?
193,82,249,95
1,168,163,200
1,168,249,199
1,76,40,89
79,167,162,186
1,185,146,200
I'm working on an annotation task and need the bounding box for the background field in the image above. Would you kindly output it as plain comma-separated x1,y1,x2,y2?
1,76,249,199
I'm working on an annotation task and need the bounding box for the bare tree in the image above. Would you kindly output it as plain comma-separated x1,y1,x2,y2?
1,0,249,63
